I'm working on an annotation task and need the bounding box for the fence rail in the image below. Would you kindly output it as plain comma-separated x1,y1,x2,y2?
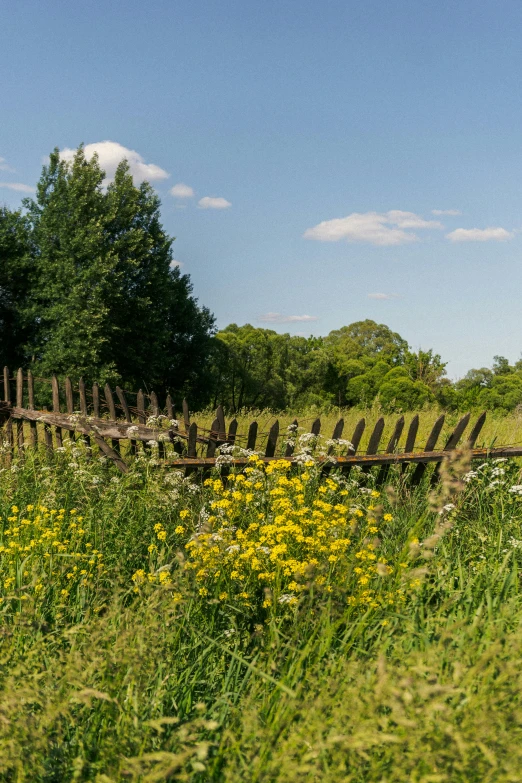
0,367,517,482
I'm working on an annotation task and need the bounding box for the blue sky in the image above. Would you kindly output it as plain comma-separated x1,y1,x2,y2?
1,0,521,378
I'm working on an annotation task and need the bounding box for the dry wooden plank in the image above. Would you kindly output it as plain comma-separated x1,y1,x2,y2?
182,399,190,433
78,378,91,454
247,421,258,452
64,377,76,442
430,412,471,485
285,418,299,457
444,412,471,450
116,386,136,456
411,414,445,485
27,370,38,447
362,417,385,474
227,418,238,445
11,408,207,445
187,422,198,457
104,384,120,452
104,383,117,420
377,416,405,484
162,446,522,469
265,420,279,457
15,368,24,453
82,422,129,474
150,392,165,457
166,394,174,420
206,417,220,458
401,414,419,473
137,390,146,424
93,383,100,418
327,418,345,455
467,411,487,448
151,391,159,417
342,418,366,477
216,405,226,440
3,367,13,457
51,375,63,448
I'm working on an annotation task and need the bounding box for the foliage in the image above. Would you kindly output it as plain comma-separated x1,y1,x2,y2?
0,206,33,369
2,435,522,779
14,145,214,400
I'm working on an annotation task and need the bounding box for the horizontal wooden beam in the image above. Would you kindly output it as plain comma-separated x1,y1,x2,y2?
8,407,202,444
162,446,522,469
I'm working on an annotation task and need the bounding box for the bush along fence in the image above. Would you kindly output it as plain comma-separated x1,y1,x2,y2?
1,367,522,481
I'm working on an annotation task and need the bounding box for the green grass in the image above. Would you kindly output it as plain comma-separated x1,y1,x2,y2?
1,425,522,781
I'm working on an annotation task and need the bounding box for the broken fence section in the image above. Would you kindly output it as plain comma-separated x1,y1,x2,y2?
0,367,518,481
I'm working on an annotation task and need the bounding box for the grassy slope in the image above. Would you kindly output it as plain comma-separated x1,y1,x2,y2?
0,424,522,781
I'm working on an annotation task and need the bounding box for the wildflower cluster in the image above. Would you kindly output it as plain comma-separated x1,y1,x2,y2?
0,504,105,605
181,457,401,614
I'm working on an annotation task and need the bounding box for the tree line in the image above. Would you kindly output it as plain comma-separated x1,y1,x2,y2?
1,145,521,413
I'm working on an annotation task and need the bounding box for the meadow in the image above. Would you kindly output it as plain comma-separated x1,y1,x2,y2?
1,408,522,782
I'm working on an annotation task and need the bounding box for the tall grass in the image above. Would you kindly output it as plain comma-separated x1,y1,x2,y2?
1,430,522,781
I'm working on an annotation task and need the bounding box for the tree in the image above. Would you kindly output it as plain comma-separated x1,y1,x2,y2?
0,207,32,369
23,146,214,399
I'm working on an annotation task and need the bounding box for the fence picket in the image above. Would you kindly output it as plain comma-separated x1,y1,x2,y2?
227,418,238,445
104,384,120,453
377,416,405,484
362,417,385,474
116,386,136,455
65,377,76,442
216,405,226,441
27,370,38,447
166,394,174,420
247,421,258,451
467,411,487,447
285,418,298,457
206,417,220,458
411,414,445,485
401,414,419,473
51,375,62,448
265,420,279,457
182,399,190,433
93,383,100,418
78,378,91,454
342,418,366,477
3,367,13,457
187,422,198,457
16,368,24,453
430,413,471,484
327,418,345,455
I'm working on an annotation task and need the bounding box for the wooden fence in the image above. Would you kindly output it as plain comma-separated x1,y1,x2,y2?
2,367,522,482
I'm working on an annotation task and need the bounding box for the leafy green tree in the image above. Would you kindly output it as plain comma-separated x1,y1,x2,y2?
23,146,214,399
212,325,325,411
378,367,432,412
0,206,33,370
477,375,522,412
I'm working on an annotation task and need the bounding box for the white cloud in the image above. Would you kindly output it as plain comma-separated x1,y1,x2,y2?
60,141,169,185
367,292,399,300
170,183,194,198
304,210,442,246
0,181,35,193
198,196,231,210
446,227,514,242
432,209,461,216
169,259,183,268
259,312,318,324
0,157,15,172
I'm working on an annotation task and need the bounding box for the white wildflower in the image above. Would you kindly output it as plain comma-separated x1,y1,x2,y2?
278,593,296,604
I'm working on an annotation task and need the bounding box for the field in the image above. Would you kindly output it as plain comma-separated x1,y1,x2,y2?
2,408,522,782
